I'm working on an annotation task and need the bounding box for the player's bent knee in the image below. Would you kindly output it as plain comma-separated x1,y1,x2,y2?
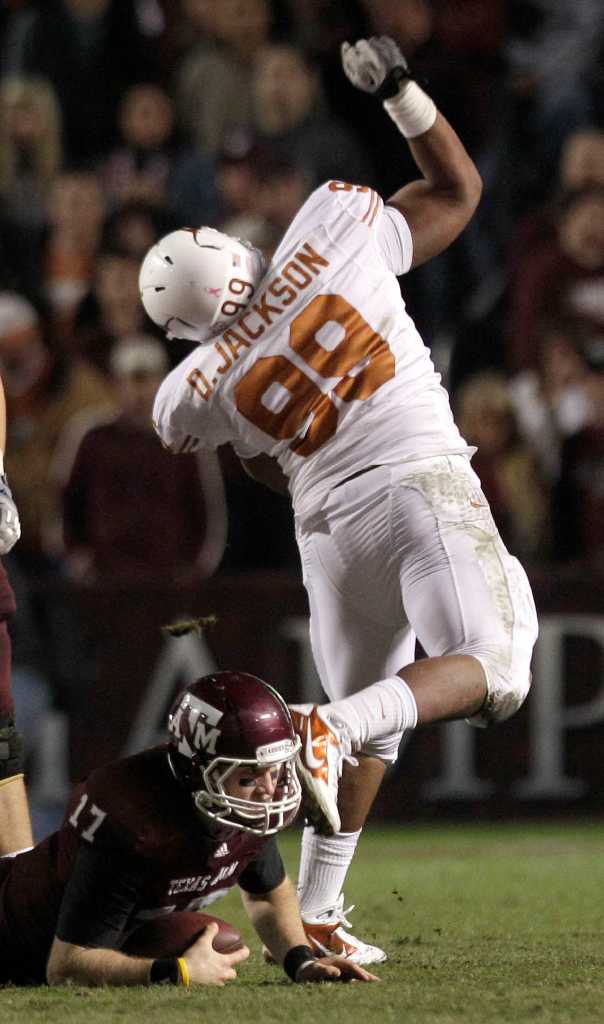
0,715,25,781
466,658,532,728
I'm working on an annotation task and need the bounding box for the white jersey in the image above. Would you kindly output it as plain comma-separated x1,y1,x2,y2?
153,181,473,517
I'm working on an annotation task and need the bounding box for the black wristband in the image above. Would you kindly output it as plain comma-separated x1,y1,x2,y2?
149,957,180,985
283,944,316,982
375,65,413,101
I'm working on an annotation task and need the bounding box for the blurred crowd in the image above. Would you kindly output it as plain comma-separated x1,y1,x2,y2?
0,0,603,586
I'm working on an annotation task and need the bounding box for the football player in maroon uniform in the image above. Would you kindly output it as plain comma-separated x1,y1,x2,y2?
0,671,377,987
0,371,31,859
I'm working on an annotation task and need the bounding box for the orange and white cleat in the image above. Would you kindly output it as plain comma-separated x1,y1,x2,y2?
303,896,387,965
288,703,356,836
263,897,386,967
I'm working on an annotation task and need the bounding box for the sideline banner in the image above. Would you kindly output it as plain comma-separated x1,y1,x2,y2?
36,569,604,816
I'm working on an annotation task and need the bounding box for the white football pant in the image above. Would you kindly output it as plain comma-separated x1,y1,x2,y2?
295,455,538,758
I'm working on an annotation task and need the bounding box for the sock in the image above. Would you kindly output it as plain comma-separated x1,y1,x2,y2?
325,676,418,748
297,824,361,919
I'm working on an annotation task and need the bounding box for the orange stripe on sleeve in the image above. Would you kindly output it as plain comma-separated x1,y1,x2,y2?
368,193,383,228
361,189,377,224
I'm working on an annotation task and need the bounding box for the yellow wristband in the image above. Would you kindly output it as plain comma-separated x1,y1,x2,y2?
177,957,190,987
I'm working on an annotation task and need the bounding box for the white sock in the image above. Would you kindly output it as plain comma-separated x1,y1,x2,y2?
297,824,361,919
325,676,418,748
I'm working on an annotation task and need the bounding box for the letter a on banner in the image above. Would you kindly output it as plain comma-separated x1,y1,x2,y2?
122,630,217,755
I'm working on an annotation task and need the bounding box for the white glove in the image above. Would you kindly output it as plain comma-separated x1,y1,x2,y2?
340,36,410,97
0,476,21,555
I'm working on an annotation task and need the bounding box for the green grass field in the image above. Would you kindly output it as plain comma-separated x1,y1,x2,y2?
3,821,604,1023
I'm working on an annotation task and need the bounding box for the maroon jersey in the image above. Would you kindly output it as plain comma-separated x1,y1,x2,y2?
0,746,284,984
0,560,16,620
0,559,16,720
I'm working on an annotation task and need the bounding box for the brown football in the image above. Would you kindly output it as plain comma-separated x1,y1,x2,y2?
122,911,244,957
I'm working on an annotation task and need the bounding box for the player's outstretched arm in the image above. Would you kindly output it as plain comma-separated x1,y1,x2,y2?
46,927,250,987
341,35,482,268
241,876,378,983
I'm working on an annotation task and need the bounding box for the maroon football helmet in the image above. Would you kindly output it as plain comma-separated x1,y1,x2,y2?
167,671,301,835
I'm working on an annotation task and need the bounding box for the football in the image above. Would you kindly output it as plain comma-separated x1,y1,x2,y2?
122,911,244,957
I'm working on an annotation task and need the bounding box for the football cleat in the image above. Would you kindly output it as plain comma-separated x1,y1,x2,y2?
302,896,387,965
288,703,357,836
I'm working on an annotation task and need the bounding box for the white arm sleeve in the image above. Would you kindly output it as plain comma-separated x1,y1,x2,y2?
375,205,414,276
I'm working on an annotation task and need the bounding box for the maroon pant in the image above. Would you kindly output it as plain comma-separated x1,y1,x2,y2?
0,560,16,721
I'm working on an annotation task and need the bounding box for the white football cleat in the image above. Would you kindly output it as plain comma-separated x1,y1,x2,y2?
302,896,387,965
288,703,357,835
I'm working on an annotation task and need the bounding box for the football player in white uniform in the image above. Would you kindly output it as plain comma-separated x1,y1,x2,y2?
141,37,538,965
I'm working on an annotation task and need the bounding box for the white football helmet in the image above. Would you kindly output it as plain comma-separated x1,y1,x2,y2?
139,226,266,343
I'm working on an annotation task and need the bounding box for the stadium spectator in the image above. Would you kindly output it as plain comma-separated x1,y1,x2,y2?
218,147,312,264
0,75,64,296
509,317,604,563
454,371,550,563
101,82,218,228
251,42,372,188
508,185,604,376
70,247,150,374
42,169,106,344
174,0,274,155
57,335,227,584
142,36,537,964
1,0,159,164
555,403,604,565
504,0,604,206
0,291,114,570
0,671,375,987
100,200,171,264
215,130,274,248
509,318,598,477
509,127,604,289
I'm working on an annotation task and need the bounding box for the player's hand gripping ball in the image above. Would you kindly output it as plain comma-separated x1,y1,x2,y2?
123,911,244,957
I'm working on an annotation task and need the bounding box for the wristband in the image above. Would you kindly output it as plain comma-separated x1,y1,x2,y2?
383,80,437,139
177,957,190,987
283,944,316,982
149,957,180,985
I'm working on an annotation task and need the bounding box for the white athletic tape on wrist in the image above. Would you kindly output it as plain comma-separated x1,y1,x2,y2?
383,80,437,139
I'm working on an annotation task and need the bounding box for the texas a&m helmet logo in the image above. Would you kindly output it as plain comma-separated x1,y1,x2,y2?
169,693,224,758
